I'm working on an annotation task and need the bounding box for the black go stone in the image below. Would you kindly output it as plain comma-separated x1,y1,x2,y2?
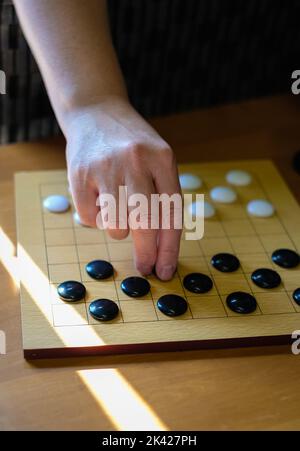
293,288,300,306
57,281,86,302
226,291,257,314
272,248,300,269
157,294,188,317
183,272,213,294
211,253,240,273
251,268,281,289
89,299,119,321
121,276,151,297
85,260,114,280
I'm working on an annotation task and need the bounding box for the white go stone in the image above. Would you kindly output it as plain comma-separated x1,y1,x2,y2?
189,201,215,219
210,186,237,203
179,173,202,190
43,195,70,213
226,169,252,186
247,199,275,218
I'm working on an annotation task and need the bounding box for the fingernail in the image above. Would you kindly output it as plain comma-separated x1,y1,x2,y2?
159,265,175,281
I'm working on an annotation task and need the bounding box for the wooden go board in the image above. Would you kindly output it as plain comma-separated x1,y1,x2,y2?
15,160,300,359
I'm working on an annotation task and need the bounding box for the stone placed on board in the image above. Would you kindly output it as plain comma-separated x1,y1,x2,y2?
211,253,240,273
271,248,300,269
121,276,151,298
157,294,188,317
86,260,114,280
247,199,274,218
251,268,281,289
210,186,237,204
179,173,202,190
226,291,257,314
226,170,252,186
43,195,70,213
57,281,86,302
89,299,119,321
189,201,215,219
292,288,300,306
183,272,213,294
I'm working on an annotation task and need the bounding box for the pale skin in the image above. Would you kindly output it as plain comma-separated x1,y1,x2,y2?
13,0,182,281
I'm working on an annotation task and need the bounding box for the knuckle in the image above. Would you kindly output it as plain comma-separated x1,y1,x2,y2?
127,141,145,154
69,160,89,184
124,142,146,169
160,146,175,167
121,141,175,174
96,155,113,173
121,141,143,157
68,154,104,186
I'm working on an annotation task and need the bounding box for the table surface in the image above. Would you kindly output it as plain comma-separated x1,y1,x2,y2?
1,95,300,431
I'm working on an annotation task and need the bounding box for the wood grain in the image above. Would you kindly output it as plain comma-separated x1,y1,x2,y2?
1,95,300,430
15,161,300,358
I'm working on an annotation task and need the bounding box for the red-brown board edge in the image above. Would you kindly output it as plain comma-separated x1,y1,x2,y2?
24,335,293,360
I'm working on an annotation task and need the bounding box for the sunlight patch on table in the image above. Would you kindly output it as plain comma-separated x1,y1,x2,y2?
0,227,19,288
78,369,168,431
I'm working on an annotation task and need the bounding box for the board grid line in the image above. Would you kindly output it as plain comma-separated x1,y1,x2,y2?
38,163,300,329
16,162,300,358
102,226,125,325
204,171,299,314
41,188,89,327
205,171,298,314
38,184,65,329
40,184,298,327
70,203,90,325
40,229,300,247
177,215,228,317
248,172,298,313
201,178,263,316
50,308,300,329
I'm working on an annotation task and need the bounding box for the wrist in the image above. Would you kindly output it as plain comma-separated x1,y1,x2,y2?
61,93,131,138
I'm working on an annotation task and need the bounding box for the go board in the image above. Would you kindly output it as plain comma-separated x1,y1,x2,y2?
15,160,300,359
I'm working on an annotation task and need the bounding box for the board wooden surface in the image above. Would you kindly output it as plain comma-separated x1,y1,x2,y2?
15,159,300,358
2,95,300,430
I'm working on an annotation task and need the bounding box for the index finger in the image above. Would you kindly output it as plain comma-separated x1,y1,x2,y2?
127,177,158,277
153,160,182,280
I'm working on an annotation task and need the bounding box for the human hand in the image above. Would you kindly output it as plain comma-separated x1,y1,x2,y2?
65,97,182,281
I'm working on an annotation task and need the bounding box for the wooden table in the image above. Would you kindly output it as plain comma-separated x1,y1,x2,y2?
1,95,300,431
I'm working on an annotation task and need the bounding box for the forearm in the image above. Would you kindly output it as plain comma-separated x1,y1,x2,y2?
14,0,180,280
13,0,128,134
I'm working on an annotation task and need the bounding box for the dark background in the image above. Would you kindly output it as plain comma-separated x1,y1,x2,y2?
0,0,300,143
